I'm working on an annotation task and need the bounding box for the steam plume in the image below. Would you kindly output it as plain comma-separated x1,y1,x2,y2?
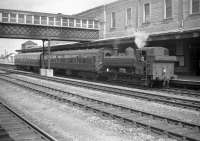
134,32,149,48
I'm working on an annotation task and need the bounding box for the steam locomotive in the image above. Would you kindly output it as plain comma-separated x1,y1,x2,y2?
15,46,177,87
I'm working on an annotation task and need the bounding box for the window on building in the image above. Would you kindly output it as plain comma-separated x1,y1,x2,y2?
55,17,61,26
62,17,68,26
94,21,99,29
10,13,17,23
41,16,47,25
191,0,200,14
26,15,32,24
164,0,172,19
48,17,54,26
34,15,40,24
18,14,25,24
111,12,116,28
143,3,150,23
88,20,94,28
2,12,9,22
76,19,81,27
82,19,87,28
126,8,132,26
69,18,74,27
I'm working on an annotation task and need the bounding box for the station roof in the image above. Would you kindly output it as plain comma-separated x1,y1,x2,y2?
17,28,200,53
17,36,137,53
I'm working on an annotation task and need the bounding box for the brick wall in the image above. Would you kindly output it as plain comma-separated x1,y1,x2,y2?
182,0,200,30
138,0,180,33
76,6,105,39
76,0,200,38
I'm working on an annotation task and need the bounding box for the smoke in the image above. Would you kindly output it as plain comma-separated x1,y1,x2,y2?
134,32,149,48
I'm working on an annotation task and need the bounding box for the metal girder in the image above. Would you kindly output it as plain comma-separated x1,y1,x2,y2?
0,23,99,41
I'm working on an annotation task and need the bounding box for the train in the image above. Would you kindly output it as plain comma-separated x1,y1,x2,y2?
15,46,177,87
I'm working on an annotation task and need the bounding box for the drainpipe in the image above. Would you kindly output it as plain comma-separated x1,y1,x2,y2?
103,4,106,39
178,0,184,30
136,0,140,31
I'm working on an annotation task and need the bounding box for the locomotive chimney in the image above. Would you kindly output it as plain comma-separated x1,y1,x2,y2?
113,46,118,56
113,39,119,56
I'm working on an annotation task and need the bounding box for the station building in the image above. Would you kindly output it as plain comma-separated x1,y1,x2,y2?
21,41,38,50
76,0,200,76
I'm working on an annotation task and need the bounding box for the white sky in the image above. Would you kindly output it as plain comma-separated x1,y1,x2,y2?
0,0,117,55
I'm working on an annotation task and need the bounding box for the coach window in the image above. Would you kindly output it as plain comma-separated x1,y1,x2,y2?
190,0,200,14
18,14,25,24
2,12,9,22
88,20,94,28
164,0,172,19
48,17,54,26
34,15,40,24
76,19,81,27
62,17,68,26
143,3,150,23
82,19,87,28
26,15,32,24
41,16,47,25
69,18,74,27
55,17,61,26
10,13,17,23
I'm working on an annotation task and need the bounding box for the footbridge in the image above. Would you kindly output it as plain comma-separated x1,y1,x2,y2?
0,9,99,41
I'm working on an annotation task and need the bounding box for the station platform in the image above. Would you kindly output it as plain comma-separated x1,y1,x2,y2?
171,75,200,89
177,75,200,82
0,63,16,69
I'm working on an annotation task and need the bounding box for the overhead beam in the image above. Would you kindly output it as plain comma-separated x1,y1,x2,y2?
0,23,99,41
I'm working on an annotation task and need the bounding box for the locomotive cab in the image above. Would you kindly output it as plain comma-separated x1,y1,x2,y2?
138,47,177,87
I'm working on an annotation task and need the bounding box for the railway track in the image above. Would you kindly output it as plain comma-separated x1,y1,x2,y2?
160,88,200,98
11,75,200,111
0,75,200,141
1,68,200,111
107,79,200,98
1,67,200,99
0,99,57,141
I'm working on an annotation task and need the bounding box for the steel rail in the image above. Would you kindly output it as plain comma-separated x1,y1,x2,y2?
1,68,200,111
0,75,200,141
0,99,58,141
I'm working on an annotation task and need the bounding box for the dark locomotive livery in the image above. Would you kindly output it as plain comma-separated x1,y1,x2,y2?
15,46,176,87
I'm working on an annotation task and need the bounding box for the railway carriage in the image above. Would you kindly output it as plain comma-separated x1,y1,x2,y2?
15,52,41,71
44,49,104,78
